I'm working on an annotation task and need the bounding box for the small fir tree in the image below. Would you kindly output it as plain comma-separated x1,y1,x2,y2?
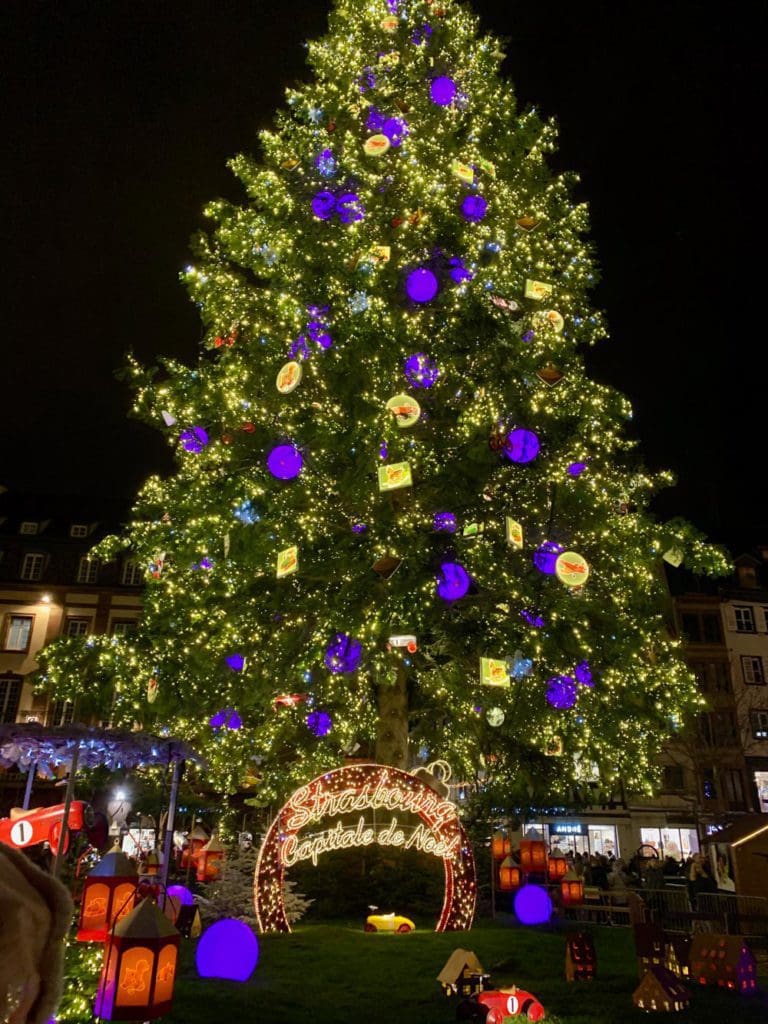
41,0,727,805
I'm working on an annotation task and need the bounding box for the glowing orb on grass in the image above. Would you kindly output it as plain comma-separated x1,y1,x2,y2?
514,884,553,926
196,919,259,982
167,885,194,907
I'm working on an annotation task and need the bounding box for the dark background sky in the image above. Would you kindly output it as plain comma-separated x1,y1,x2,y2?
1,1,762,546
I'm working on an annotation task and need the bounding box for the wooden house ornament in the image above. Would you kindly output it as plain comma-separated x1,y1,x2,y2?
633,966,690,1013
665,934,692,979
689,935,757,994
437,949,491,998
565,932,597,982
633,923,666,978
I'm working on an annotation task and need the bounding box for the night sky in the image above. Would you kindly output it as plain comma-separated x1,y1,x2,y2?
1,1,761,545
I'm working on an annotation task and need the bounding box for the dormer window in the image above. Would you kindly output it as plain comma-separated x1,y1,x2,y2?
20,522,39,535
70,524,89,538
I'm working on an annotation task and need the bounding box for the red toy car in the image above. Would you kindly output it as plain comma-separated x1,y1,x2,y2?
458,987,546,1023
0,801,91,855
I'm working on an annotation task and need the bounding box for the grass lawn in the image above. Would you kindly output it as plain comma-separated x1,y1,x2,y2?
168,920,768,1024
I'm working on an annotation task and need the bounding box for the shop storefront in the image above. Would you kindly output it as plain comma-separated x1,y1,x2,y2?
521,820,620,858
639,826,699,861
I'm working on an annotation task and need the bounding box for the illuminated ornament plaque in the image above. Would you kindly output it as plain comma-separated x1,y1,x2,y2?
254,764,476,933
524,279,553,301
276,361,303,394
386,393,421,428
381,14,399,33
555,550,590,587
505,517,523,549
480,657,510,688
364,133,391,156
486,707,505,727
378,462,413,491
533,309,564,333
276,546,298,578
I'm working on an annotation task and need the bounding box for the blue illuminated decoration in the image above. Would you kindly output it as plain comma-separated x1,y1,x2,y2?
233,500,260,525
433,512,457,533
460,195,488,222
520,608,545,628
225,653,244,672
575,661,594,687
568,462,588,477
314,148,337,177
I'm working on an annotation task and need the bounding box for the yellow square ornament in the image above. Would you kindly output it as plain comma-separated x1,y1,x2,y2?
525,278,553,301
378,462,413,492
480,657,510,688
451,159,475,184
505,517,523,549
276,546,299,578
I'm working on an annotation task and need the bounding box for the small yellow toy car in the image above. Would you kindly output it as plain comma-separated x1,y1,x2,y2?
364,912,415,933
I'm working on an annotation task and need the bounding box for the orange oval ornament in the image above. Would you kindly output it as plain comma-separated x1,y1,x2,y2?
276,361,303,394
381,15,399,33
364,134,391,157
555,550,590,588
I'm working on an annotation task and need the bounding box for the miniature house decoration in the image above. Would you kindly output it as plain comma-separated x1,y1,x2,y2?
491,832,512,860
665,934,692,979
547,854,568,883
437,949,491,997
633,966,690,1013
689,935,757,994
196,833,226,882
633,923,666,978
180,823,209,869
565,932,597,982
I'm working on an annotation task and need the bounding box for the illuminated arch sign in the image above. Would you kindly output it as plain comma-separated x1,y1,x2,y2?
254,764,476,932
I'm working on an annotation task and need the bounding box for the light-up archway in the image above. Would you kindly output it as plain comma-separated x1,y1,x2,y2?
254,764,476,932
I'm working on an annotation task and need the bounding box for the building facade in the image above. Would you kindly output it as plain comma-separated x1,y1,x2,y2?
0,490,141,727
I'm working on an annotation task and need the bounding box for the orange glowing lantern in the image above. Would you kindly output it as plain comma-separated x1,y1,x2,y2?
180,823,209,870
196,833,226,882
77,848,137,942
498,855,522,891
548,855,568,882
94,898,180,1021
561,869,584,905
491,832,511,860
519,839,547,873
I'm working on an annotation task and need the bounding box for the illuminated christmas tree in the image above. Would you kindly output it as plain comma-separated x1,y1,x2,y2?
42,0,727,802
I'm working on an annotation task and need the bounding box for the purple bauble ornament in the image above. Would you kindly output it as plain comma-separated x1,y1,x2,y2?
336,191,365,224
314,148,336,177
225,653,245,672
405,267,439,303
460,195,488,222
382,117,408,147
324,633,362,673
307,710,332,737
568,462,588,478
180,427,209,453
520,608,545,628
546,675,578,710
533,541,565,575
575,660,594,687
267,444,304,480
433,512,457,533
404,352,440,388
436,561,470,601
430,75,457,106
311,190,337,220
504,428,540,464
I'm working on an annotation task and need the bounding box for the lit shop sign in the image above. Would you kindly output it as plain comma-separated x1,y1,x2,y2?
552,822,588,836
254,764,476,933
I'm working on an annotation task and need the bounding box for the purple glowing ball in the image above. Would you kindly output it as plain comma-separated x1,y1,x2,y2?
315,148,336,177
225,653,244,672
430,75,457,106
460,195,488,222
406,267,439,303
436,562,470,602
307,710,333,737
167,884,194,907
324,633,362,673
227,710,243,730
311,190,337,220
404,352,440,388
448,255,473,283
180,426,209,453
433,512,457,533
514,884,553,926
382,117,408,146
504,428,540,464
196,919,259,981
575,660,594,687
546,675,578,710
267,444,303,480
568,461,588,477
352,522,368,534
209,709,227,729
336,191,364,224
520,608,545,628
533,541,565,575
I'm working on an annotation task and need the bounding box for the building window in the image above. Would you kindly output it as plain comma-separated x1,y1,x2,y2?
734,606,756,632
763,607,768,633
20,521,39,535
711,712,738,746
702,767,717,800
750,710,768,740
76,557,100,585
65,618,90,637
691,662,731,694
662,765,685,791
680,612,722,643
742,655,766,685
20,553,45,581
723,769,745,806
70,524,89,538
0,676,22,723
49,699,74,726
111,620,137,637
3,615,33,652
121,559,143,586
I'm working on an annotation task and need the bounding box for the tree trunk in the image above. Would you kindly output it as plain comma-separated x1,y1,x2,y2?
375,666,409,768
